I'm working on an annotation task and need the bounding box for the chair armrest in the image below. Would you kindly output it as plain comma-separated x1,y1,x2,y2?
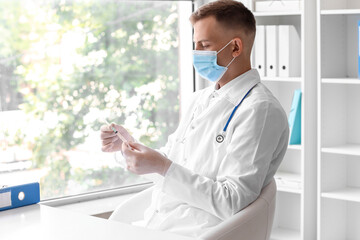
199,179,276,240
199,198,269,240
109,186,154,224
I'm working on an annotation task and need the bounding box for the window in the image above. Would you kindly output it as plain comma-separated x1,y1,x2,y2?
0,0,193,200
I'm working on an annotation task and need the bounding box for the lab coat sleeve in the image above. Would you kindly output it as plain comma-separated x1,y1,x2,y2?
161,101,288,220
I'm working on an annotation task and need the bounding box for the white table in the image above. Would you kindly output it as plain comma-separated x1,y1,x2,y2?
0,204,195,240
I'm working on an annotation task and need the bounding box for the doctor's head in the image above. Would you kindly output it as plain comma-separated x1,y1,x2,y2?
190,0,256,86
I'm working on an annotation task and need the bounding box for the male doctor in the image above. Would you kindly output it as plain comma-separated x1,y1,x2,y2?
100,0,289,237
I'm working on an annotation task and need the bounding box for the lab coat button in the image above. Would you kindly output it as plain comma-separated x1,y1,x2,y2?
155,210,159,213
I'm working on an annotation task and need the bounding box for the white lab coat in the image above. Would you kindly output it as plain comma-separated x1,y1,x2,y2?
133,69,289,237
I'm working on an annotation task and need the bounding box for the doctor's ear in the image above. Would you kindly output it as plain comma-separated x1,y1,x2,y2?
231,38,243,58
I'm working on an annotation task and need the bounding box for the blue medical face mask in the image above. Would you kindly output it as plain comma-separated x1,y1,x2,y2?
192,40,236,82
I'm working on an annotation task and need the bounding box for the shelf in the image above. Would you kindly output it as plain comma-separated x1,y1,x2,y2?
321,9,360,15
318,0,360,239
275,172,302,182
0,160,32,172
251,0,317,238
277,185,302,194
262,77,302,83
321,78,360,84
275,172,302,194
288,144,302,150
322,187,360,202
322,144,360,156
254,11,302,17
271,227,301,240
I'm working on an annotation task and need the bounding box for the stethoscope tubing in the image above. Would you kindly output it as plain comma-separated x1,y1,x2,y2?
216,83,257,143
222,84,257,133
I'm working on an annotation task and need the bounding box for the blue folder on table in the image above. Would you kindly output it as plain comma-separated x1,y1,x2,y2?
288,89,302,145
0,182,40,211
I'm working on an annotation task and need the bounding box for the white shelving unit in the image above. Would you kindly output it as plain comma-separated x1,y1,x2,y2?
198,0,317,239
250,0,317,239
253,11,302,17
317,0,360,239
271,227,303,240
262,76,302,83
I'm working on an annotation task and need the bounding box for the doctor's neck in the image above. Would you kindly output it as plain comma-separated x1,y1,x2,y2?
217,59,251,89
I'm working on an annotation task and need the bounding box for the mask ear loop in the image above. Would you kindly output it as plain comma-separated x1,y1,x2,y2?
217,39,237,68
216,40,233,54
226,56,236,68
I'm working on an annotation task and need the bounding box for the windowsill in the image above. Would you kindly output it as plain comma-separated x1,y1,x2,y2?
40,183,153,217
56,193,136,217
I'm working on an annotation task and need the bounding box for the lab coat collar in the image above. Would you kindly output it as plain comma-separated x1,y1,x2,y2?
214,69,261,106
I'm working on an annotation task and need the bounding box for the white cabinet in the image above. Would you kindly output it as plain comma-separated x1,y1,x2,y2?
252,0,317,239
317,0,360,239
196,0,318,239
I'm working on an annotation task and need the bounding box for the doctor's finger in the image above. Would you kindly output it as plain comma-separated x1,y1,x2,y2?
100,124,114,132
122,142,138,156
100,131,116,140
112,124,134,142
101,143,115,152
102,137,121,148
101,136,120,146
122,142,131,155
128,142,146,152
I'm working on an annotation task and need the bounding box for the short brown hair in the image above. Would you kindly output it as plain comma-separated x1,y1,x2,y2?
190,0,256,38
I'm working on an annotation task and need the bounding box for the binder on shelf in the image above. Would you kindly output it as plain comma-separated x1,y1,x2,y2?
288,89,301,145
278,25,301,77
255,25,266,77
255,0,301,12
0,182,40,211
358,20,360,79
266,25,279,77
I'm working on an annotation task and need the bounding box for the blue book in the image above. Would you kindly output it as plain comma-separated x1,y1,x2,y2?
288,89,302,145
0,182,40,211
358,20,360,78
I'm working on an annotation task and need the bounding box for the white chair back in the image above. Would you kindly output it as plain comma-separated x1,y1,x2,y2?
199,178,277,240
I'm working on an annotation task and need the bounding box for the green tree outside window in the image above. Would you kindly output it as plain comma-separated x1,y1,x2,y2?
0,0,181,199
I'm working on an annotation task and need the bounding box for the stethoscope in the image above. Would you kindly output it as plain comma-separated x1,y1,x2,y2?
216,84,257,143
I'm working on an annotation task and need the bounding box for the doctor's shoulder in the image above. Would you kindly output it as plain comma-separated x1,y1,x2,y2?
241,84,288,122
257,83,287,118
249,83,283,107
251,87,288,127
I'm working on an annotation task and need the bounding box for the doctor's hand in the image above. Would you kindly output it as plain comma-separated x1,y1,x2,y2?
100,123,134,152
122,142,172,176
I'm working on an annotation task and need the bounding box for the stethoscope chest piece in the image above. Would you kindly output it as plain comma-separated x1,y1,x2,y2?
216,134,224,143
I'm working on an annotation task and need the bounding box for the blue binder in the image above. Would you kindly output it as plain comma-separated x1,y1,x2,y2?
358,20,360,78
0,182,40,211
288,89,302,145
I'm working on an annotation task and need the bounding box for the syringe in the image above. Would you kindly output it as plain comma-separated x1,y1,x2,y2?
104,119,130,148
